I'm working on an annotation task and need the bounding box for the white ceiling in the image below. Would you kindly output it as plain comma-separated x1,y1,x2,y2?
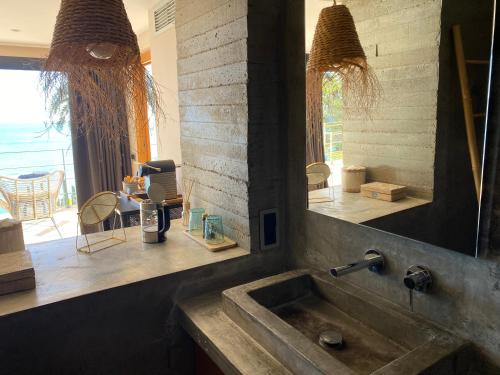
0,0,331,51
306,0,333,52
0,0,154,47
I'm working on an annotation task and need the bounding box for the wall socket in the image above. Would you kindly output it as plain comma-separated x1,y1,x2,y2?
260,208,279,250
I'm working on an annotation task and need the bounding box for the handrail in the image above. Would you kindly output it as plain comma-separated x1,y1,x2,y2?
0,164,74,171
0,148,71,154
0,147,76,208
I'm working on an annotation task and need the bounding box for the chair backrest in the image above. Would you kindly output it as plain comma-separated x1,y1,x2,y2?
0,171,65,221
306,162,331,187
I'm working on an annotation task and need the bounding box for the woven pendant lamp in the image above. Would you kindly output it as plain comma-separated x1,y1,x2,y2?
41,0,161,140
307,2,380,114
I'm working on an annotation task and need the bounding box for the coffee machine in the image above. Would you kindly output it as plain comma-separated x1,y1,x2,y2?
139,160,177,200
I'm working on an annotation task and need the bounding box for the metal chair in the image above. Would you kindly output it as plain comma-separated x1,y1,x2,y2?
0,171,65,237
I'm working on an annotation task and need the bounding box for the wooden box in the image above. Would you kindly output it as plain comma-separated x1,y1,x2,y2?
0,251,36,296
0,219,25,253
360,182,407,202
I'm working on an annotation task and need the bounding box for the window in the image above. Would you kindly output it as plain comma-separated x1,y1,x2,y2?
145,63,158,160
322,73,343,186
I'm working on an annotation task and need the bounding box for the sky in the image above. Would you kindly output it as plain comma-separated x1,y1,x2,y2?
0,69,48,125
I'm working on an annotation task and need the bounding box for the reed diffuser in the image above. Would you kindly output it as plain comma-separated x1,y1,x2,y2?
182,178,195,226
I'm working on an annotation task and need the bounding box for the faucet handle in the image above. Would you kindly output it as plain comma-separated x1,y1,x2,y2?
404,265,432,292
365,249,384,274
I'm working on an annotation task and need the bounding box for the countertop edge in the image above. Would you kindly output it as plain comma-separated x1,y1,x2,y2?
0,242,251,319
179,290,292,375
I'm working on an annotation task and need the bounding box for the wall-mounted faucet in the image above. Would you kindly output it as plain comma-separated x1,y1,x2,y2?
404,265,432,292
404,265,432,312
330,249,384,277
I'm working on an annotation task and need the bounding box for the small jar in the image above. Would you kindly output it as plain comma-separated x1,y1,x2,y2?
342,166,366,193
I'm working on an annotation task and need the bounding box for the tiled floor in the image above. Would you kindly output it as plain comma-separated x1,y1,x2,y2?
0,207,79,245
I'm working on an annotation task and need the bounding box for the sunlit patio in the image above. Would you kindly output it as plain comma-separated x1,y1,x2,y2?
0,206,78,244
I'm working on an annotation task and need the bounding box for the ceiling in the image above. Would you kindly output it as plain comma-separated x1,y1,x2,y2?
0,0,332,51
306,0,332,52
0,0,154,47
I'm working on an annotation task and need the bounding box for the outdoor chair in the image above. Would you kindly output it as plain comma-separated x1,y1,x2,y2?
0,170,65,237
306,162,331,190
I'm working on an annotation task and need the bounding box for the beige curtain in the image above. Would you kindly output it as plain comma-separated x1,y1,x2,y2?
70,83,132,232
306,71,325,166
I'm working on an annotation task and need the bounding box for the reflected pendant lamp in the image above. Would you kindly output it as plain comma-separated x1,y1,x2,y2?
307,2,380,114
41,0,161,140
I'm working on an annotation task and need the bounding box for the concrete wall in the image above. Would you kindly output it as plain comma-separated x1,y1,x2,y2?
176,0,251,249
150,13,182,163
364,0,492,254
175,0,288,253
342,0,441,200
287,0,500,371
246,0,287,251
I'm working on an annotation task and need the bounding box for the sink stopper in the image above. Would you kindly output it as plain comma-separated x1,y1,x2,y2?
319,330,344,349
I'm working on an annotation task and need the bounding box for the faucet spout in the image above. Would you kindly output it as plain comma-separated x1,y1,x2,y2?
330,250,384,277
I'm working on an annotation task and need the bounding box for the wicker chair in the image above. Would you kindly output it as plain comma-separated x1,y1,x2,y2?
306,162,331,190
0,171,65,237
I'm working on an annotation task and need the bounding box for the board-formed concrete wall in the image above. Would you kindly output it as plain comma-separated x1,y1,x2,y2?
176,0,251,249
342,0,441,199
176,0,288,252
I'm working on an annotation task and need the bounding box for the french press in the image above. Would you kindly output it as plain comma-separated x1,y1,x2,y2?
140,183,171,243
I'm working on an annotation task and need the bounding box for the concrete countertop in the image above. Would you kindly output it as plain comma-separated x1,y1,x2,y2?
179,291,291,375
309,186,431,224
0,220,249,317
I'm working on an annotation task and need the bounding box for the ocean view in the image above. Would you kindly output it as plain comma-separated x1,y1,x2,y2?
0,123,76,212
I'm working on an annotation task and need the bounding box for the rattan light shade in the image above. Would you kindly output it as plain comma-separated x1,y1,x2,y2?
307,4,380,113
42,0,161,140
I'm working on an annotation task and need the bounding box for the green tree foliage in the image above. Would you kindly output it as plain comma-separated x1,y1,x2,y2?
42,78,70,135
322,72,343,124
322,72,343,162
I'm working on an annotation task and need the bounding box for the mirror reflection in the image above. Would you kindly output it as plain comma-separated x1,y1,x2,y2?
305,0,494,255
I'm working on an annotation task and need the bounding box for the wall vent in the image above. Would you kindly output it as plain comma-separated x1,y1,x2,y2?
153,0,175,34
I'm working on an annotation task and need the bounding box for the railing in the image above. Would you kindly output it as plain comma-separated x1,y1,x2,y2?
0,148,76,208
324,121,343,162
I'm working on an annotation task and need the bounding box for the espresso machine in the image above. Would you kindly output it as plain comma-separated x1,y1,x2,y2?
138,160,178,200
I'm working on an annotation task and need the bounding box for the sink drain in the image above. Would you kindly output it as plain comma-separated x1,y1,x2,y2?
319,330,344,349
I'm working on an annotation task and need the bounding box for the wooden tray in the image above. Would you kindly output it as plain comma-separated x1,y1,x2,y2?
183,230,237,252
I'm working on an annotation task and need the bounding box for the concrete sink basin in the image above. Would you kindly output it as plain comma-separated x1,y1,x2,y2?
222,270,469,375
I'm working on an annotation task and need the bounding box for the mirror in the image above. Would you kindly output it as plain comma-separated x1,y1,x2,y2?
304,0,495,256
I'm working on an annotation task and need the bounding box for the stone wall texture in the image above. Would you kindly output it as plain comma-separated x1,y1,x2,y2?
176,0,251,249
176,0,287,252
342,0,441,199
